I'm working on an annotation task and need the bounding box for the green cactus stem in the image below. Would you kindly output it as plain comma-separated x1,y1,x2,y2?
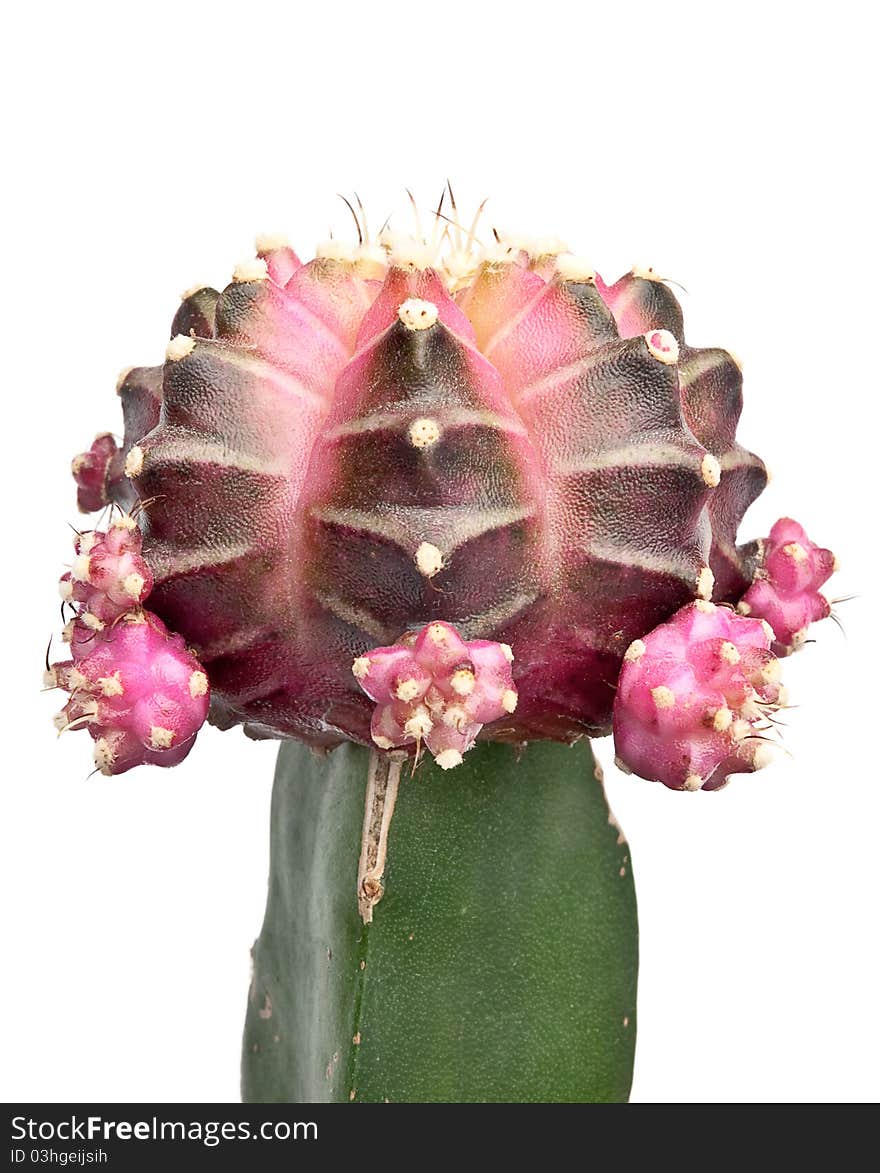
242,738,637,1103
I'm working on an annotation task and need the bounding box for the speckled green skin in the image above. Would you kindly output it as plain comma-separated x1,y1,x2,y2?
242,739,637,1103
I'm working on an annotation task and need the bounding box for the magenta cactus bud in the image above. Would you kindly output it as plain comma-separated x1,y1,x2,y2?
612,600,783,791
63,518,154,624
71,433,123,513
48,610,209,775
738,518,836,655
352,620,517,769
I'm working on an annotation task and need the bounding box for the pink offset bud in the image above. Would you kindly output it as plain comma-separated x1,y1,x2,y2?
353,621,517,769
738,518,835,655
71,433,123,513
48,610,209,775
64,519,153,624
612,600,783,791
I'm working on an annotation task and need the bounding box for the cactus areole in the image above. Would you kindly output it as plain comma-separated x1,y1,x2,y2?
48,193,837,1102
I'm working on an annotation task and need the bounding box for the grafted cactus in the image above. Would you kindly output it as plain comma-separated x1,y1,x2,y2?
45,192,837,1102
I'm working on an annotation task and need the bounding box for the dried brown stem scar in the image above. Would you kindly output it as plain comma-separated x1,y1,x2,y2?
357,751,403,924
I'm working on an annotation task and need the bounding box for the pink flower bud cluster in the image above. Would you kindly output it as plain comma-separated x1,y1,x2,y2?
48,519,209,775
738,518,836,655
612,600,784,791
352,621,518,770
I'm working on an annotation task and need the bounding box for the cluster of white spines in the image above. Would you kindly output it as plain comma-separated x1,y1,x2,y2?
239,206,604,293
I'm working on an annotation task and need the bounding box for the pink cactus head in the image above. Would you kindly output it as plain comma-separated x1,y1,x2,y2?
77,228,759,759
612,600,784,791
738,518,836,655
352,620,517,769
48,610,209,775
50,193,835,778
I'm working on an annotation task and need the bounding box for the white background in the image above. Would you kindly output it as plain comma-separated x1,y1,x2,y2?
3,1,877,1104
